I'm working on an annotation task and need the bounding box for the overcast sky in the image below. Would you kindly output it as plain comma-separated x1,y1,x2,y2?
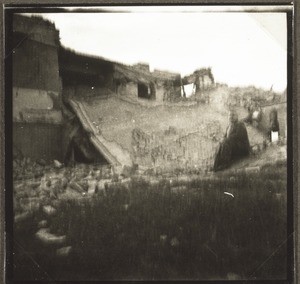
26,7,287,92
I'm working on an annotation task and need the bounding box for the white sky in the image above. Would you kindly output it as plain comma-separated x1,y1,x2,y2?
26,8,287,92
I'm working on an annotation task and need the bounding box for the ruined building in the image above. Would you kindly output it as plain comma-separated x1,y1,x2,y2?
181,68,215,100
12,14,227,172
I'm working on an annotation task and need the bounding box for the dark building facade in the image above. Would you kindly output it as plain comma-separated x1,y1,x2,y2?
13,14,64,161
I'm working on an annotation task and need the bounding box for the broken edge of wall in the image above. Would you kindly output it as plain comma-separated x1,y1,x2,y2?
67,99,133,171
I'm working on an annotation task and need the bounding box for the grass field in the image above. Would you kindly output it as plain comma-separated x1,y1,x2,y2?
13,162,287,281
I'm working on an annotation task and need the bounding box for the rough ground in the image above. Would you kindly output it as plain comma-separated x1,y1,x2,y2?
13,143,287,281
232,143,286,168
13,141,286,224
13,86,288,281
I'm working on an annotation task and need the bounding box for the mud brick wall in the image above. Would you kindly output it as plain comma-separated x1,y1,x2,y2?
132,128,152,164
132,121,222,170
199,74,213,90
162,84,181,102
116,81,180,103
155,83,165,102
117,82,138,99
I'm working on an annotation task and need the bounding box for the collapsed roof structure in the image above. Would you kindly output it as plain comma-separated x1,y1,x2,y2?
13,14,277,173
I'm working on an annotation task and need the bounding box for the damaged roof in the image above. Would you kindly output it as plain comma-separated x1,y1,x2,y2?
114,64,154,84
114,63,181,85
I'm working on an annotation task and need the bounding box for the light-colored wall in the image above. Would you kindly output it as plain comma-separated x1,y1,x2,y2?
118,82,138,99
203,75,212,88
199,75,213,90
19,109,63,124
13,87,58,120
155,85,165,102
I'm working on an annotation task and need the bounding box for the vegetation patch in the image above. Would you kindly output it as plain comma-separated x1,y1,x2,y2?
14,163,287,281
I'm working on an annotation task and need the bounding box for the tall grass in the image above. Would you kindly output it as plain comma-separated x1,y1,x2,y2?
14,164,287,280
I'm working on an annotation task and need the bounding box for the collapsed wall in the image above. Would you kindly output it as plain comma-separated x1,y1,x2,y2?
182,68,215,101
132,122,222,171
73,95,237,171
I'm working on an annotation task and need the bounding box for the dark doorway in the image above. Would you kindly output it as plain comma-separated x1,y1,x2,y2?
138,83,150,99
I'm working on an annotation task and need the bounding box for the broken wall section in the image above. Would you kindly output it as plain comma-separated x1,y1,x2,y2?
182,68,215,102
114,64,181,103
132,121,223,172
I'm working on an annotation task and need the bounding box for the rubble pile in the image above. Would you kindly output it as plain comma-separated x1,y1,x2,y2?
13,135,287,221
13,161,124,256
13,161,117,221
13,140,286,224
13,157,49,180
